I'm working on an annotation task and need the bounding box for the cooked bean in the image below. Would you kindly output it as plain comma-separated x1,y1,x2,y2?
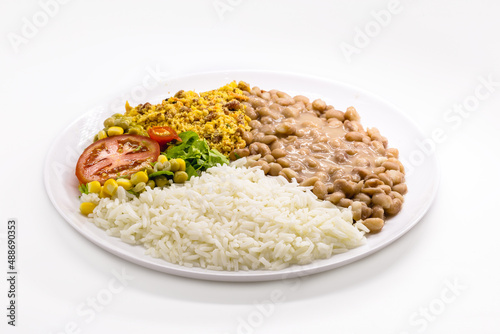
312,99,327,112
251,160,270,174
253,132,265,143
229,148,250,160
313,181,328,199
352,167,370,179
353,157,370,167
386,198,403,215
260,92,271,100
271,148,287,159
276,97,295,106
280,168,297,181
269,103,282,113
344,106,360,121
371,141,386,155
324,109,344,122
371,205,384,219
268,162,282,176
242,131,253,145
382,161,400,171
293,95,309,104
300,177,319,187
338,198,353,208
379,184,392,194
361,187,384,195
260,124,275,135
260,116,273,124
249,142,271,156
276,157,291,168
386,148,399,158
257,106,272,117
296,128,307,137
362,218,384,233
365,178,383,187
327,191,345,205
386,170,404,184
245,106,258,120
375,157,388,167
261,135,278,145
333,150,348,163
248,120,262,129
390,191,405,202
345,131,364,142
263,154,275,163
354,193,371,205
378,173,393,187
372,193,393,209
270,141,285,151
344,120,359,132
333,179,354,197
314,171,329,183
282,106,299,118
249,97,265,108
351,201,363,221
373,166,386,174
275,122,296,135
392,183,408,195
361,204,373,220
352,181,363,196
305,157,318,168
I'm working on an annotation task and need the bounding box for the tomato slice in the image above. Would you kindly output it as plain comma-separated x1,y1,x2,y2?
147,126,181,147
75,135,160,184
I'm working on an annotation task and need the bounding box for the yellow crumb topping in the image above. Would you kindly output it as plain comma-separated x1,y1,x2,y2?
124,81,251,156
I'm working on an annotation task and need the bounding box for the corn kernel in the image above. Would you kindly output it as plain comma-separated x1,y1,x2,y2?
97,130,108,140
107,126,124,136
116,178,133,190
175,158,186,172
157,155,168,164
103,179,118,196
80,202,97,215
87,181,101,194
131,171,148,185
99,186,108,198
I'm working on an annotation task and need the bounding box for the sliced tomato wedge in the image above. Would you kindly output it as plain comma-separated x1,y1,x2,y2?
75,135,160,184
147,126,181,148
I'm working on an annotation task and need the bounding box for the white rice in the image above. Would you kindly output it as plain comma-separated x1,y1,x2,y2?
82,159,366,271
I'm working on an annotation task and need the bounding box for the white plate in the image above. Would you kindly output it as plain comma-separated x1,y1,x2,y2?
44,70,439,282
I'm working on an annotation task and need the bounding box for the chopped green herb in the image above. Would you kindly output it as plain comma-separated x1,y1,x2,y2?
78,183,89,194
165,131,229,179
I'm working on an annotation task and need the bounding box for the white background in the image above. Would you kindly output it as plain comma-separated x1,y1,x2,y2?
1,0,499,333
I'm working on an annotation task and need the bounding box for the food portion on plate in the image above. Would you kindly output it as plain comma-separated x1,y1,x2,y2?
75,81,407,271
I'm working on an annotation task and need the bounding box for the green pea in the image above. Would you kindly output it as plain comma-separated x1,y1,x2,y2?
173,171,188,183
155,175,168,187
128,127,141,135
133,182,146,193
169,159,179,172
114,118,130,131
103,117,115,128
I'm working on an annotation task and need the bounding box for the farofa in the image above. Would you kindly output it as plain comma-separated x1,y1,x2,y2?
124,81,251,155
